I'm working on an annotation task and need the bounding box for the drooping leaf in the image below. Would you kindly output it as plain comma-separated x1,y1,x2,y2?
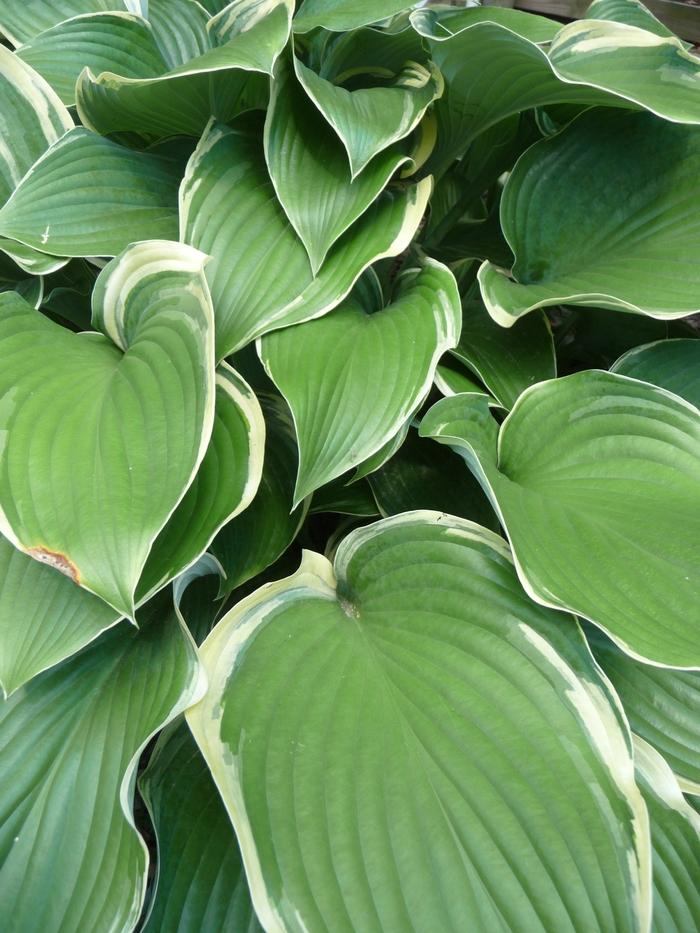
368,426,497,528
265,56,413,272
210,394,306,598
480,110,700,325
188,512,650,933
0,128,180,257
140,718,263,933
0,241,215,618
612,339,700,409
16,12,168,105
0,588,204,933
0,536,120,696
76,0,292,138
180,118,431,357
451,298,555,409
420,372,700,668
136,363,265,603
632,737,700,931
293,0,419,34
294,53,442,178
588,626,700,794
259,258,461,503
0,0,130,46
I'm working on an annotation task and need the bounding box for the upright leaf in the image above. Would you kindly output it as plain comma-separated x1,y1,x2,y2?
188,513,650,933
0,589,204,933
0,242,216,617
420,372,700,668
259,258,461,503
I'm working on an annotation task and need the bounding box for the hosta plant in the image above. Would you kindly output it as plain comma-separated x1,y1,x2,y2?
0,0,699,930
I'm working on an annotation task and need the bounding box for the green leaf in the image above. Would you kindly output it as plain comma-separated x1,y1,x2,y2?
293,0,419,33
188,512,650,933
148,0,211,69
0,0,130,46
259,258,461,503
16,12,168,105
265,56,413,272
140,718,263,933
0,587,203,933
0,536,120,696
210,394,307,598
452,298,555,409
294,54,442,178
136,363,265,603
480,111,700,325
180,119,431,357
584,0,679,40
311,477,379,517
76,0,292,138
0,46,73,207
612,339,700,409
632,737,700,932
588,626,700,794
0,241,216,618
434,361,491,399
420,371,700,668
368,426,497,528
0,127,180,258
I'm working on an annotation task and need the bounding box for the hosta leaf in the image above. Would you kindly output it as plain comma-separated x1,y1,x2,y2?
211,394,306,598
188,512,650,933
311,477,379,517
0,239,67,276
173,554,225,647
434,362,491,399
136,363,265,603
180,119,431,357
294,55,442,178
588,627,700,794
612,339,700,409
0,536,120,696
368,426,497,528
632,737,700,931
350,417,411,483
76,0,291,138
16,12,167,105
293,0,419,33
452,299,555,409
0,241,215,618
0,128,180,258
420,371,700,668
584,0,678,39
0,0,129,46
259,258,461,503
265,56,413,273
148,0,211,68
480,111,700,325
0,47,73,207
0,588,203,933
140,719,262,933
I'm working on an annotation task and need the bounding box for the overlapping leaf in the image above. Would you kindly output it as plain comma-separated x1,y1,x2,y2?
0,241,215,618
180,118,431,357
293,0,419,33
259,258,461,503
0,0,134,46
480,110,700,325
0,589,203,933
612,338,700,409
188,512,649,933
420,371,700,668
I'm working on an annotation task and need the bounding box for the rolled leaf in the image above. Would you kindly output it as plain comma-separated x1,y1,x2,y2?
188,512,650,933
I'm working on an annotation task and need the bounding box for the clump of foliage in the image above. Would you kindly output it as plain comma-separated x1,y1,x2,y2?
0,0,699,929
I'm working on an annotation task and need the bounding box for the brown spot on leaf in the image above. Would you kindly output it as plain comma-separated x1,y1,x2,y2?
27,547,80,584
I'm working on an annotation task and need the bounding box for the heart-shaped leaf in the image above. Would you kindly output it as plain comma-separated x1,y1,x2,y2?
180,119,431,357
479,110,700,325
0,536,120,696
612,338,700,409
420,371,700,668
0,588,203,933
265,56,414,272
0,127,180,257
0,241,216,618
188,512,649,933
259,258,461,503
632,737,700,931
588,626,700,794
